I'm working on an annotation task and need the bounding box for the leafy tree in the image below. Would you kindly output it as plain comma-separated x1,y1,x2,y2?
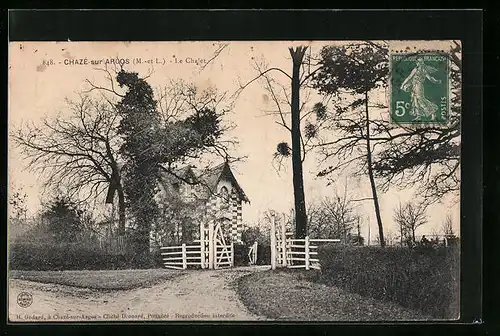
311,41,461,247
241,226,269,246
115,70,165,256
9,185,28,221
347,232,365,246
311,42,389,246
39,196,86,242
152,196,205,247
8,184,30,242
116,70,229,255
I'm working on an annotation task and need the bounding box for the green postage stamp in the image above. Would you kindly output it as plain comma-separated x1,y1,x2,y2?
390,52,450,124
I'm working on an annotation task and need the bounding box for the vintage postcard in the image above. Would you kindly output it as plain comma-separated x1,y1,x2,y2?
8,40,461,322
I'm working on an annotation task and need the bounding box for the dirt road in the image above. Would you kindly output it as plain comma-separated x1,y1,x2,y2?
9,266,270,322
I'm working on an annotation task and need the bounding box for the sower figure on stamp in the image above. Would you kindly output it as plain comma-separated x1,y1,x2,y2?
400,57,442,121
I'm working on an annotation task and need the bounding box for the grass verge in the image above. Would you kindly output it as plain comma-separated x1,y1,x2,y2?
9,268,184,291
318,245,460,319
237,269,431,321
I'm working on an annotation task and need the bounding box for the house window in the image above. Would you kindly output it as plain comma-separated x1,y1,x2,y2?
220,186,230,212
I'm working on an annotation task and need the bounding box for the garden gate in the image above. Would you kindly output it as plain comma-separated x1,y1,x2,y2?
269,213,340,270
162,218,234,270
201,218,234,269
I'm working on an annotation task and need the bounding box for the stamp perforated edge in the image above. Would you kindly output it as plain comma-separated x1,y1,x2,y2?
387,44,455,129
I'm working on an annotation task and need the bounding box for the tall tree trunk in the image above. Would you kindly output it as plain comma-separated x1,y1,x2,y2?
289,46,308,239
117,186,126,235
364,92,385,247
105,141,126,236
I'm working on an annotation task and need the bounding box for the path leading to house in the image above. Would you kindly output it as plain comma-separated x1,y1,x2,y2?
9,266,270,322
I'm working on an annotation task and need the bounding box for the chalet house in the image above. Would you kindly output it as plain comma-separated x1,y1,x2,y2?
155,161,250,245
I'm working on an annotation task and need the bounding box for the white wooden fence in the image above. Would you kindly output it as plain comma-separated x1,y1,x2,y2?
161,241,234,270
161,243,204,270
284,237,340,270
270,213,340,270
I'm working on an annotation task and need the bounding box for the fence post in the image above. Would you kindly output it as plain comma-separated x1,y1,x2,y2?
254,241,258,265
280,218,287,266
305,236,310,271
247,244,253,265
270,214,276,270
200,244,205,269
208,220,214,270
200,221,205,269
182,243,187,270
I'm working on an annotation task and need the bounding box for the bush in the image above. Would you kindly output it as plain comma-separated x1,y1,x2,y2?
317,244,460,319
233,243,271,266
9,241,162,271
233,243,250,266
241,226,270,246
256,244,271,265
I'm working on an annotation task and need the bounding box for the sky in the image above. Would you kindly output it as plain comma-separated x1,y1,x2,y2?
8,41,460,242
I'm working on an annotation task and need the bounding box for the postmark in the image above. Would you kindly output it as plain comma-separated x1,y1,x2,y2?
17,292,33,308
390,52,450,125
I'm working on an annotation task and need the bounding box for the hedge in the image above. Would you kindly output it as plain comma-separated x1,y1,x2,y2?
317,244,460,319
9,241,162,271
10,240,274,270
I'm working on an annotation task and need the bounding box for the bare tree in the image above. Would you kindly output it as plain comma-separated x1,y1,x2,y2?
307,183,361,242
393,200,428,246
234,46,322,239
11,94,127,234
156,79,239,165
441,213,455,236
385,231,397,246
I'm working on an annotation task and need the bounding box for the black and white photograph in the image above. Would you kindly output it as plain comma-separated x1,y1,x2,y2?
8,40,461,322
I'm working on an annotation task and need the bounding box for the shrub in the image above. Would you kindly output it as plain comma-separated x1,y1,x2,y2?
241,226,270,246
233,243,250,266
256,244,271,265
317,244,460,319
9,240,162,271
233,243,271,266
149,248,165,268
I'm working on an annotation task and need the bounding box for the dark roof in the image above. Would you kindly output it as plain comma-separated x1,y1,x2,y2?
159,162,250,203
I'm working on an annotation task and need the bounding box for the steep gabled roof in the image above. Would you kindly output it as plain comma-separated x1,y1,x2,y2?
200,162,250,203
158,162,250,203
